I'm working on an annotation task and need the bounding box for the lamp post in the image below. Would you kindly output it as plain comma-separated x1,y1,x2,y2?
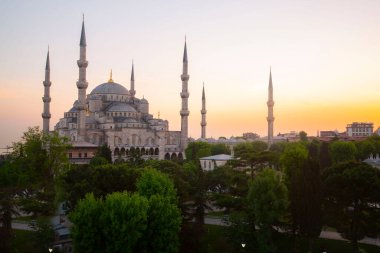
48,248,53,252
241,243,246,252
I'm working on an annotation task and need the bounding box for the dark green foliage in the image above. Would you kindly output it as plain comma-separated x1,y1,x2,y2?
29,220,55,253
60,164,141,210
355,140,376,160
247,168,288,253
329,141,357,164
0,127,69,253
208,165,248,212
69,169,182,253
92,144,112,163
185,142,212,161
299,131,308,142
210,143,231,155
137,168,178,204
319,141,332,170
323,162,380,253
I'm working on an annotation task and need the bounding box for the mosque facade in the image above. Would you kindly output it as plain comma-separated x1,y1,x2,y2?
44,20,190,161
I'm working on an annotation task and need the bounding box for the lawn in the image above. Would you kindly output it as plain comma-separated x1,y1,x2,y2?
11,229,41,253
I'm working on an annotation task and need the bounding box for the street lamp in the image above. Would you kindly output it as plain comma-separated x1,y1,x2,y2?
241,243,246,248
48,248,53,252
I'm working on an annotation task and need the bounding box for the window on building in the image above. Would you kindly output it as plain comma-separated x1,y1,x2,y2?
84,153,87,158
79,153,82,158
68,153,72,158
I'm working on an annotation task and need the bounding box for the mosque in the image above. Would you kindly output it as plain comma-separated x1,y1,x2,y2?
41,19,274,162
42,19,194,161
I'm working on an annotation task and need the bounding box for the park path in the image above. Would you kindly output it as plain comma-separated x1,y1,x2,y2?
204,216,380,247
11,221,35,231
11,217,380,247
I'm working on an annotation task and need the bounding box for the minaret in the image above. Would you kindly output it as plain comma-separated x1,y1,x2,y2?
42,49,51,134
130,62,135,98
75,17,89,141
180,39,190,150
267,67,275,146
201,83,207,139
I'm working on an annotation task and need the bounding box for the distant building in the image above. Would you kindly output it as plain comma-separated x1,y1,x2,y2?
346,122,373,137
199,154,232,171
320,130,339,138
242,132,260,140
277,131,299,142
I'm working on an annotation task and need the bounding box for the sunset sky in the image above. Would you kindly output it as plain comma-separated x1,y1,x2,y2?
1,0,380,150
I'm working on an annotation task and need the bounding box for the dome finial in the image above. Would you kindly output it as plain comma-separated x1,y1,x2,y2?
108,69,113,82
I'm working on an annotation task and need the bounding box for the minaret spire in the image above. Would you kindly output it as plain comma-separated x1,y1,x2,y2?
267,67,275,147
201,83,207,139
130,61,136,98
180,38,190,149
76,18,89,141
42,48,51,134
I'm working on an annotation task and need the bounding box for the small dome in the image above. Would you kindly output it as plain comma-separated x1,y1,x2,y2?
140,97,148,104
90,82,129,95
107,102,136,112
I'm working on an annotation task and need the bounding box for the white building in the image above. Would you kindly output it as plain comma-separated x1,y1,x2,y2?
346,122,373,137
199,154,233,171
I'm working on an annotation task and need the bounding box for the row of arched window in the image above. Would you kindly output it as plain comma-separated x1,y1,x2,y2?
114,147,159,156
164,152,184,160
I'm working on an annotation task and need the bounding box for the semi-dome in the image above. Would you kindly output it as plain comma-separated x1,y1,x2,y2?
107,102,136,112
90,82,129,95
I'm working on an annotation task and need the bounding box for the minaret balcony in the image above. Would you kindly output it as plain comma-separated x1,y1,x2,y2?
43,81,51,87
42,112,51,118
180,110,189,116
201,109,207,114
180,91,189,98
267,116,275,121
42,96,51,102
77,60,88,68
76,80,88,89
181,74,189,81
267,101,274,106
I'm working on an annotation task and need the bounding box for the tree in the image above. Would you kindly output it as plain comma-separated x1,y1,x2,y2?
70,192,149,253
355,140,376,160
322,162,380,253
185,141,211,161
69,169,182,253
210,143,231,155
0,127,69,253
247,168,288,253
60,164,141,210
329,141,357,164
92,143,112,164
280,142,308,250
136,168,177,204
299,131,308,142
297,143,323,252
102,192,149,253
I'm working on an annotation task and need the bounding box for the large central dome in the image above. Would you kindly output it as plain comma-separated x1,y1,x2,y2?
90,82,129,95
